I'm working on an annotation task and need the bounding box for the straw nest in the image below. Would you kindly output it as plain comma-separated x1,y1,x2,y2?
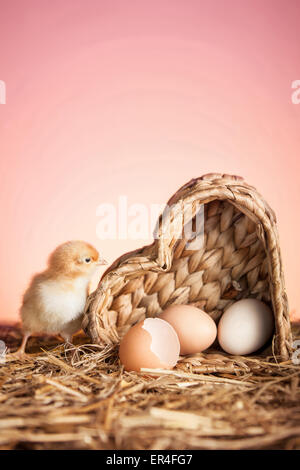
1,323,300,450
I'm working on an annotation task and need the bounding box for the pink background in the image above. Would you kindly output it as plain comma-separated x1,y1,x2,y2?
0,0,299,323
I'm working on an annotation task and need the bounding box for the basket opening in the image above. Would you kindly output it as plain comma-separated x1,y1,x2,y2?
166,199,272,323
107,199,272,345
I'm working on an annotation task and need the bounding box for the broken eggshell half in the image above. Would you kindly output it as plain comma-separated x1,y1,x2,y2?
119,318,180,372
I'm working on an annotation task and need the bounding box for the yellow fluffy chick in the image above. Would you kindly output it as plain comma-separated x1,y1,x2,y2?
16,240,107,355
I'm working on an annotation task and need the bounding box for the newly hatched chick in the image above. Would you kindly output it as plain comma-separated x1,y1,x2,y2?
16,240,107,355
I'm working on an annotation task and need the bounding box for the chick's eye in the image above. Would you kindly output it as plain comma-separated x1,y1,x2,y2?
85,258,91,263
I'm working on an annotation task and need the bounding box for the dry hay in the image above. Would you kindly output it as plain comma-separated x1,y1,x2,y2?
0,323,300,450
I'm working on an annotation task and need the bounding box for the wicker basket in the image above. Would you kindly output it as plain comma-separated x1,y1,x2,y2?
83,173,292,361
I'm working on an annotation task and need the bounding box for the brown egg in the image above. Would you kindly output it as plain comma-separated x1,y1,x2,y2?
159,304,217,355
119,318,180,372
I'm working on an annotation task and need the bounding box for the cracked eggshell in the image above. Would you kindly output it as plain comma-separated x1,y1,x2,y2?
119,318,180,372
159,304,217,355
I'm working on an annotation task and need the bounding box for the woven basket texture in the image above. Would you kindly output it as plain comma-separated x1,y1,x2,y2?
83,173,292,361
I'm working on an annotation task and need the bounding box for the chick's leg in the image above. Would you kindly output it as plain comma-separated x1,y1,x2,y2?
15,332,31,356
60,332,73,344
60,331,78,361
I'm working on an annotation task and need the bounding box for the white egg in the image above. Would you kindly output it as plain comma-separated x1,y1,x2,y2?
217,298,274,355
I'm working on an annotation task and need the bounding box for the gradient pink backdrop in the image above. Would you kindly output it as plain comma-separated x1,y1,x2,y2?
0,0,299,323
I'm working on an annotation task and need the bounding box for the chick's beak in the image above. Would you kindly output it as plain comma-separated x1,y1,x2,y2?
97,256,108,266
